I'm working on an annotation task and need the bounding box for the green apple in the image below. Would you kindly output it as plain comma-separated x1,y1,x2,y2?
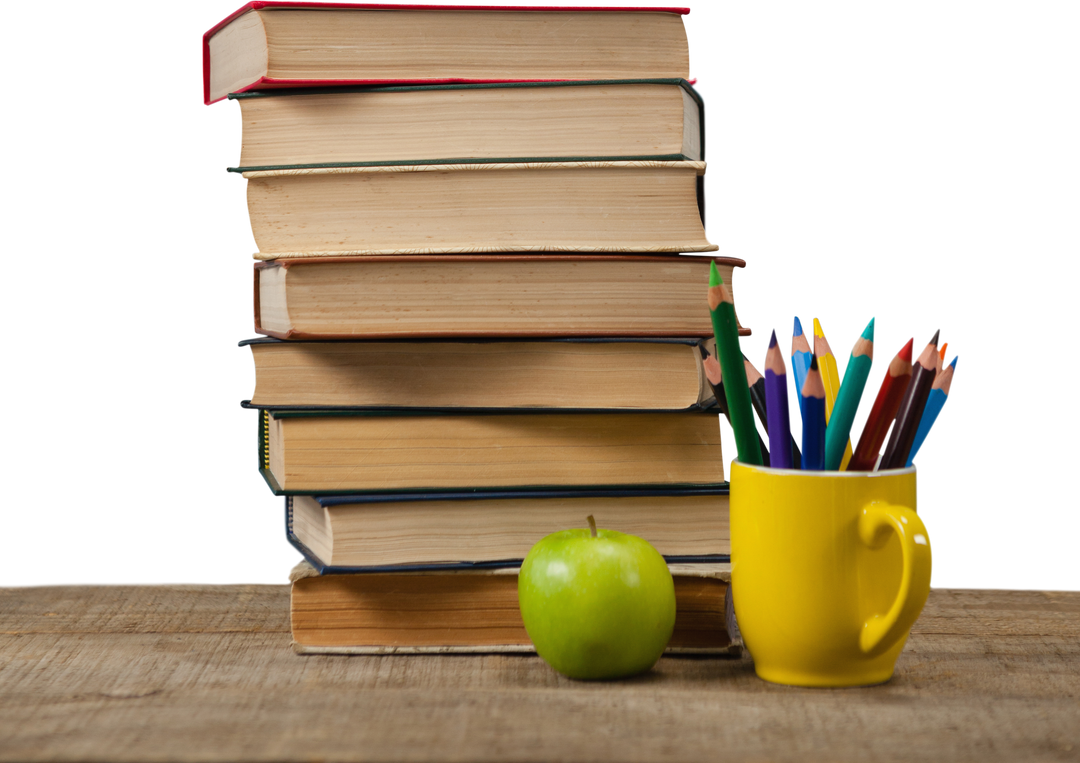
518,515,676,680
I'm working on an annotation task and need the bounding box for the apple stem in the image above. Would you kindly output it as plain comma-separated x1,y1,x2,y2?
587,515,597,538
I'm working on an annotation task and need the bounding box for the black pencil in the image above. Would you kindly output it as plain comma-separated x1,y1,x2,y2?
699,344,729,415
743,355,769,427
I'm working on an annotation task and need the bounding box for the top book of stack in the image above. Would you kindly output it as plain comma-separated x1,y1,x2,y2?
203,3,691,104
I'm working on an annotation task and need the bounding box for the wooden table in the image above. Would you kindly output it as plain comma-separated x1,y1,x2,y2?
1,586,1077,762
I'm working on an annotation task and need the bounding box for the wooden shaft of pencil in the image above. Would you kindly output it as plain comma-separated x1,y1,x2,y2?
709,264,762,465
880,339,938,469
931,361,955,394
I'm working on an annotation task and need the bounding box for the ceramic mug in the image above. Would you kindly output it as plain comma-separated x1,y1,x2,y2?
730,461,931,687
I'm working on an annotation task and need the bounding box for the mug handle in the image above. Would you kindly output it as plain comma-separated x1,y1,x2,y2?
857,503,933,656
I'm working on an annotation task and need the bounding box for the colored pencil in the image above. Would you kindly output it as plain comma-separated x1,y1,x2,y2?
848,338,914,471
800,355,827,471
824,318,875,471
743,354,777,466
695,343,773,462
906,356,957,466
812,315,842,421
699,344,770,465
880,330,940,470
791,317,813,414
813,318,853,470
743,355,769,432
763,331,794,469
708,261,763,465
699,344,729,416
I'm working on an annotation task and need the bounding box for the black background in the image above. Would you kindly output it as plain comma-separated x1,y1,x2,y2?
25,2,1062,583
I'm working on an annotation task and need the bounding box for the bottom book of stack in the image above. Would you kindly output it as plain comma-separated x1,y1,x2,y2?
286,486,735,655
290,559,736,655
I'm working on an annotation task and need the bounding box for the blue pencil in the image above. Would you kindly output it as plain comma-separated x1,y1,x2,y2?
907,356,957,466
800,355,827,471
791,317,813,415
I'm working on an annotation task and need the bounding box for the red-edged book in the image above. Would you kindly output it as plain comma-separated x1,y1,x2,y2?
204,2,691,104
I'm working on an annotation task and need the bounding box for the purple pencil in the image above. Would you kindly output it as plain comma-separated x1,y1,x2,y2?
763,331,794,469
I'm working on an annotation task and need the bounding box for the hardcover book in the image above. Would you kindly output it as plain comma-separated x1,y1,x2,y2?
243,337,722,411
253,255,746,339
204,3,691,104
228,80,703,171
257,409,725,494
289,559,735,654
285,487,730,569
243,161,713,258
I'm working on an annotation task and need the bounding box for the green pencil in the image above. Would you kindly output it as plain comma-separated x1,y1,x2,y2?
825,318,875,470
708,261,763,465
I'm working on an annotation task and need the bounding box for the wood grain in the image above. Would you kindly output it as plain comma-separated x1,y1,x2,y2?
1,585,1077,762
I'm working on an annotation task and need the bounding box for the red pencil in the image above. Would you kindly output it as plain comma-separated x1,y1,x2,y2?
848,339,914,471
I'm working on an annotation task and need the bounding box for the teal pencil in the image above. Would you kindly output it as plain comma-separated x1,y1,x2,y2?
825,318,875,470
708,261,763,465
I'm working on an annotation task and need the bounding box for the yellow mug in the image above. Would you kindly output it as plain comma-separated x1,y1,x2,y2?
730,461,931,687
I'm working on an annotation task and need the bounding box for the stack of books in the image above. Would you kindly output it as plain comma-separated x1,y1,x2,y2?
205,3,746,655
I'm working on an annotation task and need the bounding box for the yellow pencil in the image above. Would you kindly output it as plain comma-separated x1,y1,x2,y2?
813,318,853,470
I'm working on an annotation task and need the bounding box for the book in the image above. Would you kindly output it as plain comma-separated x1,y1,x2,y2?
286,487,730,569
254,255,746,340
243,337,722,411
244,161,713,258
228,80,703,171
258,409,725,494
204,3,690,104
289,559,735,654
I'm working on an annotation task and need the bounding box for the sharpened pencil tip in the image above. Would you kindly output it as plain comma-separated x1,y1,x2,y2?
709,260,722,287
898,332,915,358
929,329,940,346
769,330,778,349
698,343,709,359
949,356,958,369
810,354,819,371
793,316,804,336
813,318,823,338
861,318,875,340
